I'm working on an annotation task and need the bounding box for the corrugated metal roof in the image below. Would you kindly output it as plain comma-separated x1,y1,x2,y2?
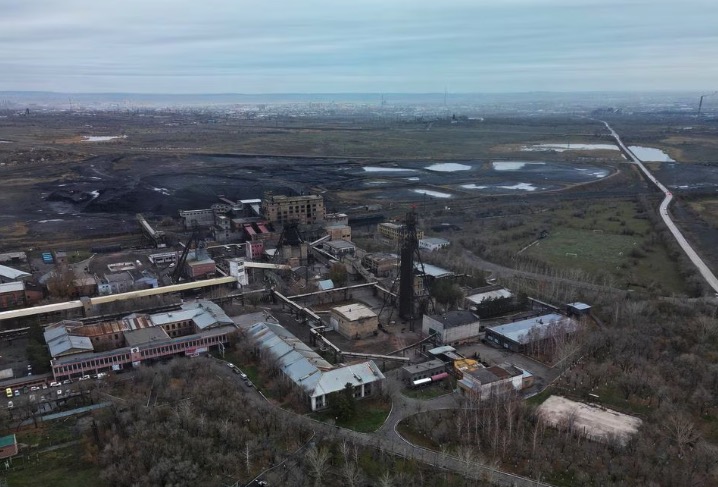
0,281,24,293
248,322,384,399
466,288,513,304
487,313,577,345
44,324,94,358
415,263,453,278
0,265,30,280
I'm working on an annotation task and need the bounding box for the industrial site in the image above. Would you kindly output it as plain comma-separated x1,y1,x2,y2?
0,97,717,487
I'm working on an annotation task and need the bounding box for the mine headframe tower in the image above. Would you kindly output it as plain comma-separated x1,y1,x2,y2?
398,207,431,330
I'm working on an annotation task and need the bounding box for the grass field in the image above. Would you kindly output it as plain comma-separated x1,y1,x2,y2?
478,199,689,294
688,198,718,229
310,397,391,433
4,445,105,487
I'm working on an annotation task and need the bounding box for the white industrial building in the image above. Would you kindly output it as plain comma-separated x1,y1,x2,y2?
418,237,450,252
247,322,385,411
422,310,481,345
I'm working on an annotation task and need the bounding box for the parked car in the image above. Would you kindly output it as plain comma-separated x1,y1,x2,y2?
57,389,63,396
13,390,19,397
50,381,61,387
30,386,40,392
7,401,12,409
96,372,108,379
5,388,12,398
79,375,91,381
239,372,248,380
62,379,72,385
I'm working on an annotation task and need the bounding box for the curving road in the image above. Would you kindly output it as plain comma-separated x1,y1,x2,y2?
602,121,718,294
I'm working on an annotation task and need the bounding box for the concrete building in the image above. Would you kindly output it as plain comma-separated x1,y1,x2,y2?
457,363,527,399
324,239,356,258
362,253,399,278
329,304,379,339
325,213,349,226
418,237,450,251
400,359,447,383
326,224,352,242
261,193,325,225
378,222,424,241
422,310,481,345
44,301,236,380
179,208,215,228
485,313,579,353
247,321,385,411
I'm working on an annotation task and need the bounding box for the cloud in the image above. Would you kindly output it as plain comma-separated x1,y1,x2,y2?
0,0,716,92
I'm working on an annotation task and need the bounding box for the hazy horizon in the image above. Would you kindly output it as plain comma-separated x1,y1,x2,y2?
2,1,717,94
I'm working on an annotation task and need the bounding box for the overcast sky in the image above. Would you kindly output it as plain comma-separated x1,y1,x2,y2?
1,0,716,93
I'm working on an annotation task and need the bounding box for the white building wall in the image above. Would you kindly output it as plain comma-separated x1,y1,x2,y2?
443,321,481,344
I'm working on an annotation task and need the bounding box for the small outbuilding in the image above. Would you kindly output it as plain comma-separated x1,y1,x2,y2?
0,434,18,459
566,302,592,317
329,303,379,339
418,237,450,252
401,359,448,383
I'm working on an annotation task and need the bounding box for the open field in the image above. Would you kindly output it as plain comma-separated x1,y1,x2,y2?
537,395,642,445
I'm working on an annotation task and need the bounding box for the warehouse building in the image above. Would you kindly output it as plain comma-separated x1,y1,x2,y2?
362,253,398,278
329,303,379,339
485,313,579,353
44,300,236,379
247,321,384,411
422,310,481,345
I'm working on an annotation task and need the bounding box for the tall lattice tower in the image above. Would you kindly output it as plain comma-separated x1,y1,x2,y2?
398,208,420,324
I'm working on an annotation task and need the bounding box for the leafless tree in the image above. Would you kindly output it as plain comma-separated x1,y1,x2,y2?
305,445,331,487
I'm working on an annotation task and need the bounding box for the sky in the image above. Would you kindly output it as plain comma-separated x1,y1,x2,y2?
1,0,717,94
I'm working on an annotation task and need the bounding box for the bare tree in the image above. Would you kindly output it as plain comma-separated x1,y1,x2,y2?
305,445,331,487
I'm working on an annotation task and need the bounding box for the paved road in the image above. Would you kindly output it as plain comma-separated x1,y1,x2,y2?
602,121,718,294
217,360,553,487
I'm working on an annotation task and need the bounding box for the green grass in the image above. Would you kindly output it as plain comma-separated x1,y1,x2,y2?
526,388,553,406
4,445,106,487
309,398,391,433
513,200,689,294
587,384,653,417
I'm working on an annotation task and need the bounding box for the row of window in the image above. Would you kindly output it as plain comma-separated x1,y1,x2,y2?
53,333,229,375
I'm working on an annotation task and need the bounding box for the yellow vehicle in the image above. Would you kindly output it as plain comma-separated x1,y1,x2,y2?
5,388,12,398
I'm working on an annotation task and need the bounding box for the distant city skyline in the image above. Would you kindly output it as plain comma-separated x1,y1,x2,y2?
1,0,717,94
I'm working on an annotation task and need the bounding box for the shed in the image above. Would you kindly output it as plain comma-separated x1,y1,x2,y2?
485,313,579,353
566,302,592,316
0,434,18,459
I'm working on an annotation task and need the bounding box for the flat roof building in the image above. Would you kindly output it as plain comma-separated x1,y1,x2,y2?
401,359,447,383
418,237,450,252
329,303,379,339
422,310,481,345
378,222,424,241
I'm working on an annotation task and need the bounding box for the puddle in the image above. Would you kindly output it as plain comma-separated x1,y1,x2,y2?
425,163,471,172
82,135,127,142
523,143,618,152
628,146,674,162
362,166,415,173
412,189,452,198
493,161,546,171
